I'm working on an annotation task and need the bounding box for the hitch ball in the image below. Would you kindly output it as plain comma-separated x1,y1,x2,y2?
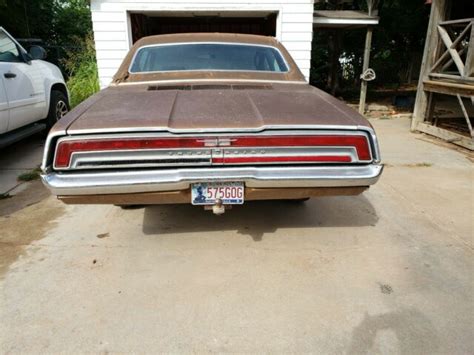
212,199,226,215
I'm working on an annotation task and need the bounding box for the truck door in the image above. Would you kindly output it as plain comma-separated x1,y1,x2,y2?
0,28,45,132
0,73,8,134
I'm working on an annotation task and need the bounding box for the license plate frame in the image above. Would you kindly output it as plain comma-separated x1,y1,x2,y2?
191,182,244,205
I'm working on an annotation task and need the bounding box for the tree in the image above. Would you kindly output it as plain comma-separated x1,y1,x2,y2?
0,0,91,45
0,0,56,40
52,0,92,46
311,0,430,94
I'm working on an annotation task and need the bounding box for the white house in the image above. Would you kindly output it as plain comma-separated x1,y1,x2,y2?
91,0,315,88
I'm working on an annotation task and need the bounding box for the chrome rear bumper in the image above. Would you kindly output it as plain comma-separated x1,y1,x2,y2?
41,164,383,196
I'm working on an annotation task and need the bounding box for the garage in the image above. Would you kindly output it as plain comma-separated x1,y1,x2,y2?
129,12,278,43
91,1,314,87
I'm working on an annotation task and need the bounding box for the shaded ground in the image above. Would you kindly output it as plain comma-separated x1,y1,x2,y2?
0,117,472,353
0,135,45,196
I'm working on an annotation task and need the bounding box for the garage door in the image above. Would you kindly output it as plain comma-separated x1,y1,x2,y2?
130,12,277,44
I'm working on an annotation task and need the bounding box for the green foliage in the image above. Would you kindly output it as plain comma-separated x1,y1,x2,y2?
63,33,99,108
370,0,430,85
1,1,97,106
0,0,91,46
17,167,42,182
51,0,92,46
311,0,430,95
0,0,55,40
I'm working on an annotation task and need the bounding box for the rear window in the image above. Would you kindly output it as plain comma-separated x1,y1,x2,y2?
129,43,289,74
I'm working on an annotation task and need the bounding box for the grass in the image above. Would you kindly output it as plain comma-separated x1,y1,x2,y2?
409,162,433,168
17,167,42,182
63,33,100,108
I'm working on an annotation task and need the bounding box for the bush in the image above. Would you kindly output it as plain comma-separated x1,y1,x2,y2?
63,33,100,108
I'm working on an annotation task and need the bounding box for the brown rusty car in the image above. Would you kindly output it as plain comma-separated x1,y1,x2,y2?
41,33,382,214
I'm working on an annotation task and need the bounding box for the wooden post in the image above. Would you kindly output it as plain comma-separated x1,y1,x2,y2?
464,20,474,78
412,0,447,131
358,0,379,114
358,26,373,114
329,30,342,96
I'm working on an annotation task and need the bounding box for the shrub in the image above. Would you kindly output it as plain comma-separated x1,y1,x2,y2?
63,33,100,108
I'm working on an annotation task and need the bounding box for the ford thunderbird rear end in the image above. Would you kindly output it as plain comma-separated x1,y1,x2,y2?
41,33,383,211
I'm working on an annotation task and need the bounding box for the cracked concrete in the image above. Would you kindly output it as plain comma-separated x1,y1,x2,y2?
0,117,472,353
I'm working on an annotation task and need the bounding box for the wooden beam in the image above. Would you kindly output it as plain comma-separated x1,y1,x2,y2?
431,23,471,72
358,26,373,114
440,47,468,72
457,95,474,137
423,80,474,96
358,2,379,115
416,122,474,150
451,22,472,49
439,18,473,26
437,25,465,74
412,0,447,131
427,92,436,124
464,20,474,77
429,72,474,84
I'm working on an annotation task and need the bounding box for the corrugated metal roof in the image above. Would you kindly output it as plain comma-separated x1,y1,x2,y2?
314,10,379,28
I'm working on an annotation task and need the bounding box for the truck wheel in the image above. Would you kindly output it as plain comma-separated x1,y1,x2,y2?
46,90,69,128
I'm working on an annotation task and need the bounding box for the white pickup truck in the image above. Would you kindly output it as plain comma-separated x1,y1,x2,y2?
0,27,69,148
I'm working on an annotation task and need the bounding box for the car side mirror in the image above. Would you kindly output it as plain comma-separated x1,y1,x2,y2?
29,46,46,60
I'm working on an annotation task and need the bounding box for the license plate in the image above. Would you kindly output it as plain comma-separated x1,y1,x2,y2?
191,182,244,205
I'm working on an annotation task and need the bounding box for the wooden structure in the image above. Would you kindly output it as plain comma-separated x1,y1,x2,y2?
313,1,379,114
412,0,473,150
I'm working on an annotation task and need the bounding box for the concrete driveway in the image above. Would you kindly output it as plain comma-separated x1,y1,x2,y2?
0,117,472,354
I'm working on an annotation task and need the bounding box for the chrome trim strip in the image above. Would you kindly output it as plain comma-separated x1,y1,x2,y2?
41,129,67,172
42,164,383,196
65,147,360,170
69,148,213,169
111,79,307,87
65,124,367,135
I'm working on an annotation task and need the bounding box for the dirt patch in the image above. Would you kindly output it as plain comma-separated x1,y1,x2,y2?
384,162,433,168
0,180,51,217
96,232,110,239
0,194,65,279
379,283,394,294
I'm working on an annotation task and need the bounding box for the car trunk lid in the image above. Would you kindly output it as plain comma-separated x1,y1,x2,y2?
65,84,370,134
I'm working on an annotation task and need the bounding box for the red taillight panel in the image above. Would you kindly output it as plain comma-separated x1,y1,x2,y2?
54,134,372,169
229,136,371,161
212,156,352,164
55,138,206,168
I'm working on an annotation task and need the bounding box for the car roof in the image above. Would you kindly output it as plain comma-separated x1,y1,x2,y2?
133,33,282,47
112,33,306,85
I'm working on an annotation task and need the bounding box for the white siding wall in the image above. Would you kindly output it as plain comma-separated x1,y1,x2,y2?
91,0,314,88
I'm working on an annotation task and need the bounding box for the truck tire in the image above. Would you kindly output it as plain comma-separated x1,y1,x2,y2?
46,90,69,128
